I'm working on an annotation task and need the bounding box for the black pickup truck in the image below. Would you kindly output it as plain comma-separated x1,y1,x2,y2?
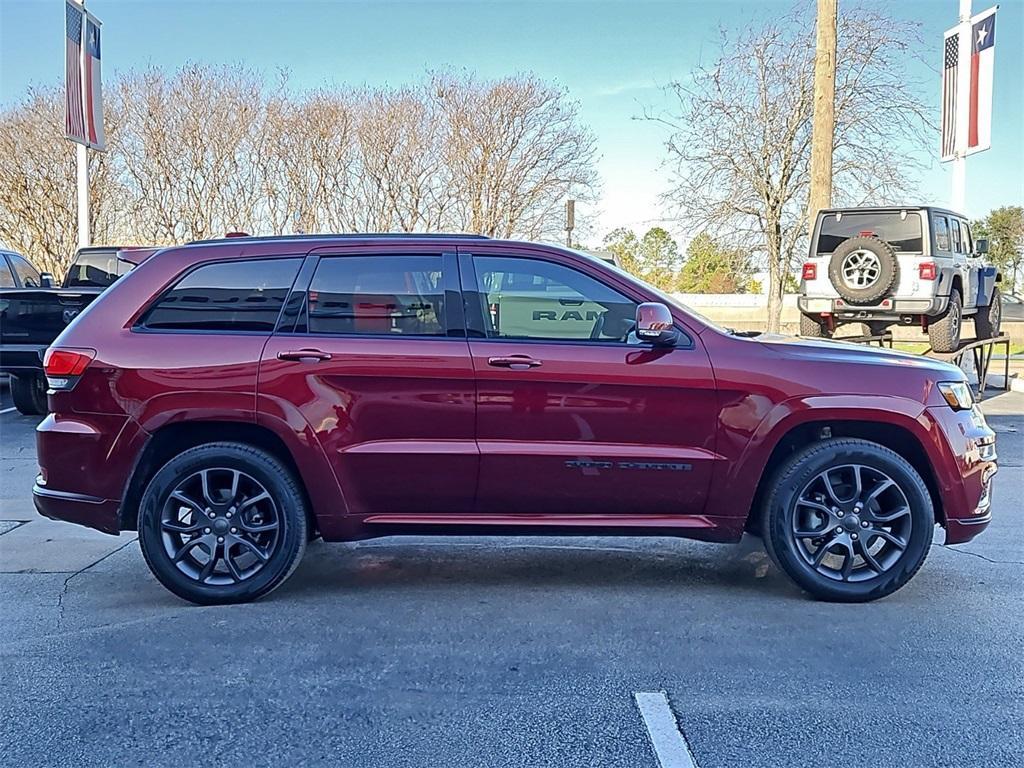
1,246,155,414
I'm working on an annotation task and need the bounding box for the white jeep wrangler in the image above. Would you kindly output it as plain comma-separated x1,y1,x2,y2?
798,206,1003,352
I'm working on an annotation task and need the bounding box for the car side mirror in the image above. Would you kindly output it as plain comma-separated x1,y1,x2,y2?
974,238,989,255
40,273,56,288
635,302,679,347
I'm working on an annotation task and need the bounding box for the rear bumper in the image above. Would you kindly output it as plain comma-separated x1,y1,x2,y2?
0,344,46,374
34,412,147,534
799,295,948,321
33,483,120,535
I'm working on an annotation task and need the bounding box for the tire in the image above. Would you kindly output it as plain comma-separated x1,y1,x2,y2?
799,313,831,338
928,289,963,353
760,438,934,602
974,286,1002,339
828,236,899,305
138,442,308,605
11,372,47,415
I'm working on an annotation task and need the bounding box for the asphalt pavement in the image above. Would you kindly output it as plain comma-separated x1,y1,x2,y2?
1,383,1021,767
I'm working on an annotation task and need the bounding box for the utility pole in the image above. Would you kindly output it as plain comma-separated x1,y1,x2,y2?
807,0,837,238
565,199,575,247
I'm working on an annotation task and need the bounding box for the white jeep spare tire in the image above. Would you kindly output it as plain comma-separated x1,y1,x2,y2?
828,236,899,305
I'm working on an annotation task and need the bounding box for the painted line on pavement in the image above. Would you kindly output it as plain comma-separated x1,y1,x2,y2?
0,406,16,415
634,691,699,768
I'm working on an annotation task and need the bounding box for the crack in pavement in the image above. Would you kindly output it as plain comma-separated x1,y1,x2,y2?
56,537,138,623
934,542,1024,566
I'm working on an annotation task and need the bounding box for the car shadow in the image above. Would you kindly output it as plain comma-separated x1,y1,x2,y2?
274,534,801,602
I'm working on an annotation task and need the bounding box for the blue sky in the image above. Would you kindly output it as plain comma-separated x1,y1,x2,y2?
1,0,1021,245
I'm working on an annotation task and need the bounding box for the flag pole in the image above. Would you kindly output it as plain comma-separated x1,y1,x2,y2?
951,0,972,213
76,1,90,248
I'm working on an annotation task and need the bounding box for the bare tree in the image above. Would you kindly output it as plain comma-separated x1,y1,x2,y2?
436,72,598,240
0,67,598,276
653,6,931,331
0,88,125,277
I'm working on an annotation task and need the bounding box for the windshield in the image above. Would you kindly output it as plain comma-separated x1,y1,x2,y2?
64,249,135,288
816,211,924,254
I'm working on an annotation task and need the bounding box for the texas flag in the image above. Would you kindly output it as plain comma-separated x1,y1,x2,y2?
63,0,105,151
967,7,996,155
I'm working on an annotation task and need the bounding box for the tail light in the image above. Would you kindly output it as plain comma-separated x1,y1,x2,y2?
43,347,95,391
919,262,937,280
801,263,817,281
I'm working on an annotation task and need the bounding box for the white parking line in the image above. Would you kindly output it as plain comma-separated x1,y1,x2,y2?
0,407,16,415
634,691,700,768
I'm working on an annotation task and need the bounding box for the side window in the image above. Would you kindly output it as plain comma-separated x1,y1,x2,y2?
9,254,41,288
962,221,974,255
951,219,963,253
0,257,15,288
141,258,300,332
471,255,640,343
934,216,951,252
306,255,445,336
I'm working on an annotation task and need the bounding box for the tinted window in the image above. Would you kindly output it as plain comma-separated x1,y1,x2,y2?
65,249,133,288
307,255,445,336
472,256,640,343
934,216,951,251
9,254,41,288
143,258,300,332
951,220,963,253
962,222,974,254
0,257,14,288
816,212,924,253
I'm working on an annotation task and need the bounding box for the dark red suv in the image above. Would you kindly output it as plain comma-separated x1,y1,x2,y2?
34,235,997,604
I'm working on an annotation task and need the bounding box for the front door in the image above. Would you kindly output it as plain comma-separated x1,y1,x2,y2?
259,248,478,515
459,247,719,517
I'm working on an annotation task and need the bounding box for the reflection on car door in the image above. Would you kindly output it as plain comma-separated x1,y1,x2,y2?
459,246,719,518
258,248,478,515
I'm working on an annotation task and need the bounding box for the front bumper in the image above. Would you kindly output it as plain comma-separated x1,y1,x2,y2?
925,405,998,544
799,295,949,321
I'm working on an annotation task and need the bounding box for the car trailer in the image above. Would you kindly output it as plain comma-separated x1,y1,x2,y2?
924,334,1011,401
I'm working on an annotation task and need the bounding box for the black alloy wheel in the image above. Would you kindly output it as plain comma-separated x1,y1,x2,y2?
139,443,307,605
762,438,934,602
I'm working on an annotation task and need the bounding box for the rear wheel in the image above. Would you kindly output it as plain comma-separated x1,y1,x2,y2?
761,438,934,602
799,313,831,338
10,372,47,415
974,286,1002,339
138,442,308,605
928,289,963,353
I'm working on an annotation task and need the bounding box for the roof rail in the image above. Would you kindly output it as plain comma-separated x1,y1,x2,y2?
186,232,491,245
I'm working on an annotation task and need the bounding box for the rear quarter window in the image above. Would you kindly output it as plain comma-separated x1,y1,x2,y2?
934,216,951,252
140,258,301,332
0,257,15,288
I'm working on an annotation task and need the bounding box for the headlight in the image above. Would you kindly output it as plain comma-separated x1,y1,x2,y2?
938,381,974,410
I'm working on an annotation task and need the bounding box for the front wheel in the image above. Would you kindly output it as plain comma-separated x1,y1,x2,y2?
760,438,934,602
974,286,1002,339
138,442,308,605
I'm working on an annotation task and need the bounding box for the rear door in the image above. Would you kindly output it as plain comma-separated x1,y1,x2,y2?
459,245,719,518
258,247,478,515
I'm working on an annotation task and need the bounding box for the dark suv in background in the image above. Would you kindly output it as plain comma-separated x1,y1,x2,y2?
34,235,997,604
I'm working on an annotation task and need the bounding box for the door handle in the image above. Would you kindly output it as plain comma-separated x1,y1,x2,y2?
277,349,332,362
487,355,542,370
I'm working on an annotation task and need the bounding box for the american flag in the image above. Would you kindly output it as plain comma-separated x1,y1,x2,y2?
940,32,959,160
65,1,86,143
